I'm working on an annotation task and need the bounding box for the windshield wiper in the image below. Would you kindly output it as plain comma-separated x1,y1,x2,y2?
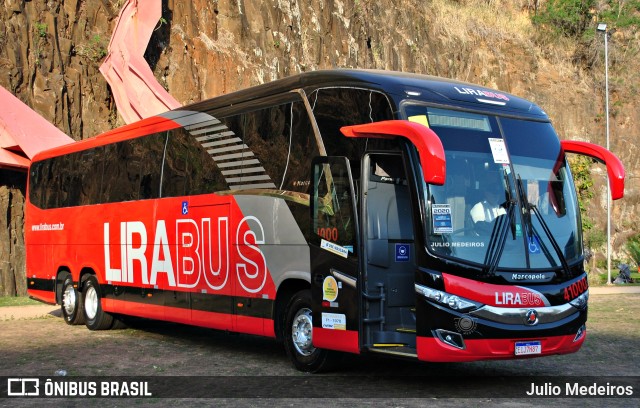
515,175,571,278
482,201,515,277
482,170,517,277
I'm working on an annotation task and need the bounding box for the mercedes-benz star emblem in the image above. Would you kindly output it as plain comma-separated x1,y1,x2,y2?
525,309,539,326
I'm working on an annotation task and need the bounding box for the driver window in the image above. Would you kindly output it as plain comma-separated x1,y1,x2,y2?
312,160,357,257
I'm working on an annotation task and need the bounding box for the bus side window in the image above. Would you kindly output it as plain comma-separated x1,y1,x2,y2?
310,87,394,158
101,141,136,203
29,160,54,209
51,154,75,208
161,128,226,198
101,134,164,203
278,101,319,194
313,160,357,256
278,101,319,240
77,148,104,206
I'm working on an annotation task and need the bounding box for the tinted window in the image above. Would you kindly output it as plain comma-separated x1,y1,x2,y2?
217,99,320,239
161,128,227,197
312,159,357,257
101,133,164,203
30,147,105,208
309,87,395,160
29,130,229,208
216,99,320,192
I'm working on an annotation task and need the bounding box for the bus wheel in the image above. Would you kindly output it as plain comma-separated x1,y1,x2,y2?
83,276,113,330
283,290,334,372
61,275,85,325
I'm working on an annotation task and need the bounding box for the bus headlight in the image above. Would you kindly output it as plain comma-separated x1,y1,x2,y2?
569,290,589,310
415,284,482,312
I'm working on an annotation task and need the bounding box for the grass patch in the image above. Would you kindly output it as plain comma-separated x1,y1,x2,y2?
588,294,640,336
0,296,42,307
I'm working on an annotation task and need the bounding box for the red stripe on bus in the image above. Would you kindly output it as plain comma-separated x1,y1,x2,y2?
443,273,549,308
27,289,56,305
236,314,276,338
313,328,360,354
104,298,275,337
31,115,182,162
416,333,585,362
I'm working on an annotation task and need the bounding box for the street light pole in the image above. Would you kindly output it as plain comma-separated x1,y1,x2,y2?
597,22,611,284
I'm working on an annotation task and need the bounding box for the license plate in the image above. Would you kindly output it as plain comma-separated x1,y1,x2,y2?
515,341,542,356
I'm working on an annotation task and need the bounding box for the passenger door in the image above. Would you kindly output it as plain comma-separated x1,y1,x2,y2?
309,157,361,354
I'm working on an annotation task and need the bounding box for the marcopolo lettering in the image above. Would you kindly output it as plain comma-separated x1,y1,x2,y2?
511,273,548,281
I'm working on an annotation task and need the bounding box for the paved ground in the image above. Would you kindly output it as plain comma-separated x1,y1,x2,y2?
588,285,640,295
0,303,59,321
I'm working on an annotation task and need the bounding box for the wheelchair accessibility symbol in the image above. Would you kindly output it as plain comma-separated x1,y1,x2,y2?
181,201,189,215
528,236,541,254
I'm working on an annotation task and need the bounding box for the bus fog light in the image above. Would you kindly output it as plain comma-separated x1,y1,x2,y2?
435,329,466,350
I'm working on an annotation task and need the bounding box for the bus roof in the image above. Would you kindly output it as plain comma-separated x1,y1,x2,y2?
31,70,549,163
185,69,549,120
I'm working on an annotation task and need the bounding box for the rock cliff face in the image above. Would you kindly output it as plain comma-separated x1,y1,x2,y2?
0,171,25,297
0,0,638,294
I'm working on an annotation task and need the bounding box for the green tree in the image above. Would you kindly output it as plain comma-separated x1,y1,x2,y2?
532,0,640,39
532,0,596,38
598,0,640,29
627,234,640,267
568,155,595,228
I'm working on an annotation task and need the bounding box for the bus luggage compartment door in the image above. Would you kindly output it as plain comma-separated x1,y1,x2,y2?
309,157,361,354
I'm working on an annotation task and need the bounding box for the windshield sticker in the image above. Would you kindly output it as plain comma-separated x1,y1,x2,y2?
320,239,349,258
488,138,510,164
515,224,523,237
432,204,453,234
408,115,430,128
528,236,542,254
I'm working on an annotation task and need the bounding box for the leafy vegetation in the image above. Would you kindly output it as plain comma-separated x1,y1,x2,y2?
568,155,600,235
532,0,640,40
598,0,640,29
567,155,607,278
626,234,640,267
33,22,48,66
34,22,47,39
76,34,107,62
532,0,596,39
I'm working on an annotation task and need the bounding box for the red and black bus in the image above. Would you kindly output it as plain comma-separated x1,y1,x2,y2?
26,69,624,371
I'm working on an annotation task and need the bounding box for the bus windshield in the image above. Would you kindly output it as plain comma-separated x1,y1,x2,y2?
404,105,582,271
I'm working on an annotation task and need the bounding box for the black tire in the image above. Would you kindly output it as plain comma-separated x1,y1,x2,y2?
83,275,114,330
60,274,85,325
283,289,336,372
110,315,128,330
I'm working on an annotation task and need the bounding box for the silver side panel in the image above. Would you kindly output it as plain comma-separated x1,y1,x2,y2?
234,195,310,287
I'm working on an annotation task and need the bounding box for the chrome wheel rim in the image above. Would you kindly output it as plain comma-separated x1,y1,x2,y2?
291,307,315,356
84,285,98,320
62,285,76,316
